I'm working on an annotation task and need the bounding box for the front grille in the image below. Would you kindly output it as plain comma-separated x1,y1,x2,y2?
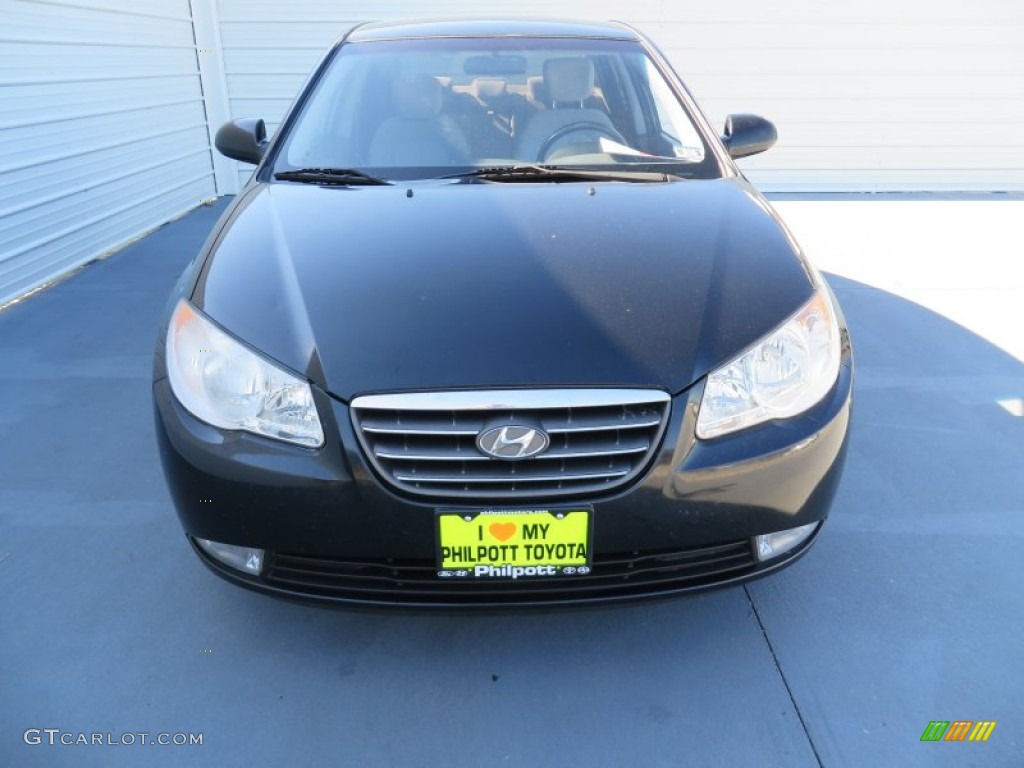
350,389,671,499
263,540,757,605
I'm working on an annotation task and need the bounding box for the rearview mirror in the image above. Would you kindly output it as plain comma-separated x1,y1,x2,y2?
464,54,527,76
722,114,777,159
215,118,268,164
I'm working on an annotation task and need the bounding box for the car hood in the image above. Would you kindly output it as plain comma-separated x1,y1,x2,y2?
192,178,815,400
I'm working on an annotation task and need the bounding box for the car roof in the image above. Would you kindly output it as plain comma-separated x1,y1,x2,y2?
346,17,640,43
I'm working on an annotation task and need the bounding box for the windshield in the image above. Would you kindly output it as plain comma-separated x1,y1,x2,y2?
273,36,719,180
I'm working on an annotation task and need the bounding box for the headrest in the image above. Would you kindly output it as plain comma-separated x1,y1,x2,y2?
527,76,547,103
543,58,594,104
392,75,443,120
472,78,507,101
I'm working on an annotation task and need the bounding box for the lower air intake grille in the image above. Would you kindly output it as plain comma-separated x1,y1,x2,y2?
263,540,757,605
350,389,671,500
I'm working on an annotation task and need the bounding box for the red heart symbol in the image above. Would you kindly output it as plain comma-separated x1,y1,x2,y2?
489,522,517,542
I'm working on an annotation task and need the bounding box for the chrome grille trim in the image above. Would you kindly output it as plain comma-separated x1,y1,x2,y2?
362,426,480,436
350,389,671,499
393,469,631,484
352,389,670,411
546,419,661,434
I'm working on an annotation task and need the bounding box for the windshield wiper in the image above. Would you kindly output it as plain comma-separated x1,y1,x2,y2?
442,165,679,183
274,167,392,186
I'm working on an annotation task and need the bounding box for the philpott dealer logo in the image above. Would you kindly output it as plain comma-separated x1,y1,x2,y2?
920,720,996,742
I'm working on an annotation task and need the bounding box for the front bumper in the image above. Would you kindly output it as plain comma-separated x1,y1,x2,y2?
153,348,852,608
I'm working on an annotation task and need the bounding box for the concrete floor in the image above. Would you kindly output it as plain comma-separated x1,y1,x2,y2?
1,197,1021,767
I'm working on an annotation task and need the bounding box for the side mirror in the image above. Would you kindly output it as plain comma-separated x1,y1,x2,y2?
722,114,777,159
215,118,268,164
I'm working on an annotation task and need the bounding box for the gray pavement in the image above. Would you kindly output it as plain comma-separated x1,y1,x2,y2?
1,197,1021,767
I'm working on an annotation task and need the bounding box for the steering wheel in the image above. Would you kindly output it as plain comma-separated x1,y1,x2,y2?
536,121,627,162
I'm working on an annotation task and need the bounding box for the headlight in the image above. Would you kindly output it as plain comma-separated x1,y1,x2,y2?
165,299,324,447
696,290,841,439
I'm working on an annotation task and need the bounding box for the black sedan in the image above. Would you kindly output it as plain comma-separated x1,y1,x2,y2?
153,18,853,608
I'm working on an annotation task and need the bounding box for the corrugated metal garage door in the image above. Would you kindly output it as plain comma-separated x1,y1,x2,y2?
0,0,217,306
213,0,1024,193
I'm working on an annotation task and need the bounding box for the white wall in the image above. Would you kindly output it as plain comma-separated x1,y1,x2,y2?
0,0,217,305
659,1,1024,192
212,0,1024,193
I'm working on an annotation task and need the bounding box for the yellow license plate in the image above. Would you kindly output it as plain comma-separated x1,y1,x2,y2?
436,508,592,579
